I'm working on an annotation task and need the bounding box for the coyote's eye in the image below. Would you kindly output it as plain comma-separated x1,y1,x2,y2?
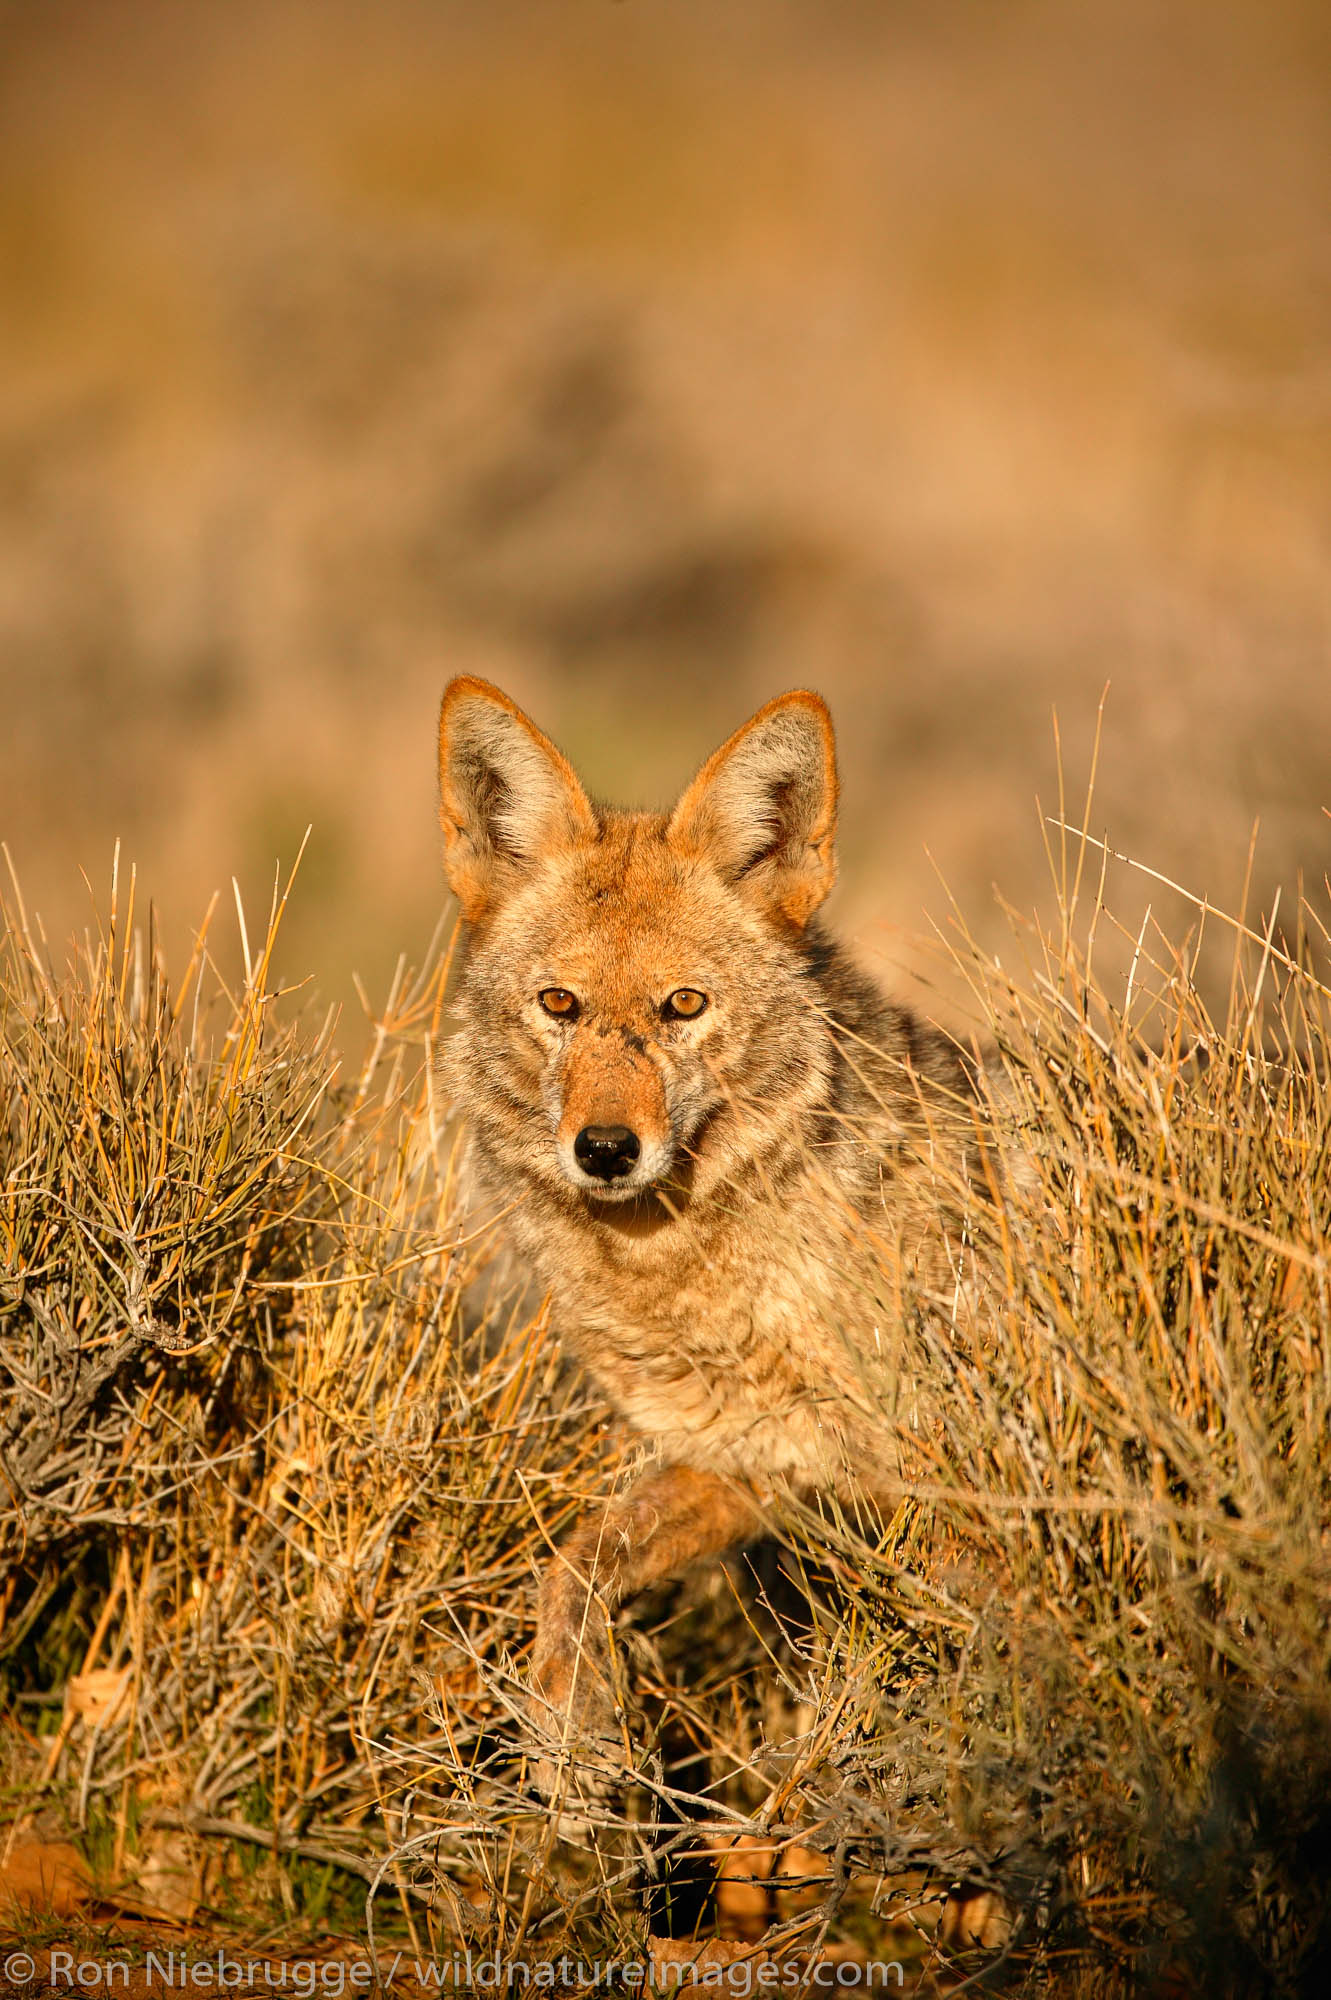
663,988,708,1021
538,988,580,1019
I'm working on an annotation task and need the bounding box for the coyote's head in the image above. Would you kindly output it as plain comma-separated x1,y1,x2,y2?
437,679,840,1206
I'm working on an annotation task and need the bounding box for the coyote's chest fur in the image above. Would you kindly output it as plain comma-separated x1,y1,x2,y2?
475,1128,883,1481
466,1060,961,1484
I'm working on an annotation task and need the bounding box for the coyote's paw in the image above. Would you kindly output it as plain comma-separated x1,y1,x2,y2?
529,1732,624,1842
940,1883,1013,1952
527,1636,630,1840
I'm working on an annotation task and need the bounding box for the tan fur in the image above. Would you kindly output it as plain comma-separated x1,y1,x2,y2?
436,677,981,1812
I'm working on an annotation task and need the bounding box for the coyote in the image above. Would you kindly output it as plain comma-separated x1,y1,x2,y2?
436,678,980,1809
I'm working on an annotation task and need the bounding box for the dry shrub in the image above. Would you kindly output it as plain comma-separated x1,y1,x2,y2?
0,847,604,1938
2,829,1330,1996
763,841,1331,1995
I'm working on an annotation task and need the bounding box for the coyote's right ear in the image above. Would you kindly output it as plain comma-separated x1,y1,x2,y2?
437,678,596,921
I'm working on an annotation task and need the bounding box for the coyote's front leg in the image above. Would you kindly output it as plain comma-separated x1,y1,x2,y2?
529,1464,761,1828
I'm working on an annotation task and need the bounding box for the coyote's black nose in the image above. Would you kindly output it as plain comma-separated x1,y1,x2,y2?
574,1124,641,1181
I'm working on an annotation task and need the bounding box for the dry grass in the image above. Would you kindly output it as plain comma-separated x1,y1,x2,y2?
3,823,1330,1995
0,848,609,1945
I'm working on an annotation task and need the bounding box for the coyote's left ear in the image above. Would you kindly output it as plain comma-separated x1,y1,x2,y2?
667,691,838,927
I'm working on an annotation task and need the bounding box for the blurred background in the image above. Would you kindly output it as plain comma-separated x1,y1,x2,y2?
2,0,1329,1039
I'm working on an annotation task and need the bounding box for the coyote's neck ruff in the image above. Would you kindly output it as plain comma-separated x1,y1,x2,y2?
436,678,978,1810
